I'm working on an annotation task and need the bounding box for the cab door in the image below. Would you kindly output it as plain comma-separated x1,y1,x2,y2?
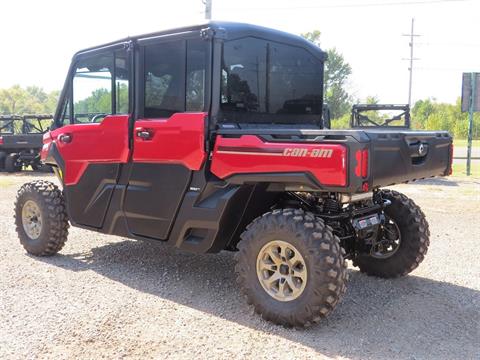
123,36,209,240
48,45,132,229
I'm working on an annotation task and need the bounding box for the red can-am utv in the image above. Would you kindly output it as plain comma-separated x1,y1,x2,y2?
14,22,453,327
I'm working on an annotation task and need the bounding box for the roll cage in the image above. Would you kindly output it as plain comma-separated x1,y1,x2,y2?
0,115,53,134
350,104,411,128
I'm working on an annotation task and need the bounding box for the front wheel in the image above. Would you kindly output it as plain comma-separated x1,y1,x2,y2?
14,181,69,256
235,209,348,328
354,190,430,278
5,154,22,172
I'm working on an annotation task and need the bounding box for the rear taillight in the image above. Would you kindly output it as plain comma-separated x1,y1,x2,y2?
447,143,454,175
0,136,3,145
355,149,369,178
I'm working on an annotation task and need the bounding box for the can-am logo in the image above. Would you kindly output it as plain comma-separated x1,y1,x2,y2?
283,148,333,158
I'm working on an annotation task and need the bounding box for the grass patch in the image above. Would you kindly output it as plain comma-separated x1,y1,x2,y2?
453,139,480,148
452,162,480,177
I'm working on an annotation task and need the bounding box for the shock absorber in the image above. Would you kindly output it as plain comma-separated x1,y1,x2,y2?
323,197,341,214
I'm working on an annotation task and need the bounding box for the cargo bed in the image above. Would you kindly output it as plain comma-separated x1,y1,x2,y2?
366,129,452,187
216,127,453,192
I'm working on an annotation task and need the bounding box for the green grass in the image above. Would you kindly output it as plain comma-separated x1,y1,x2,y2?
452,162,480,177
453,139,480,148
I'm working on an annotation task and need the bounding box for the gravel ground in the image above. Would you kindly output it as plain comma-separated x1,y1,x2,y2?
0,173,479,359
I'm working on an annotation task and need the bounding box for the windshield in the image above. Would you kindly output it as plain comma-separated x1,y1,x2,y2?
220,37,323,125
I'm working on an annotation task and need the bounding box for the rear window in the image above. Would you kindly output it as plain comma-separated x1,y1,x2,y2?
220,37,323,124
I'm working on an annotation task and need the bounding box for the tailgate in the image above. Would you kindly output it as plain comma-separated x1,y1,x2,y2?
1,134,43,149
366,130,452,187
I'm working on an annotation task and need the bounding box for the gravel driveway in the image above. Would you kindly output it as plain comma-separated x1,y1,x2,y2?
1,173,479,359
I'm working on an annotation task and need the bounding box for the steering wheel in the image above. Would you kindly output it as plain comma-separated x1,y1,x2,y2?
91,114,106,123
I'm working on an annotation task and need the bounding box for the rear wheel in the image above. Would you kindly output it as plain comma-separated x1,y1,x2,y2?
14,180,69,256
235,208,348,327
5,153,22,172
354,190,430,278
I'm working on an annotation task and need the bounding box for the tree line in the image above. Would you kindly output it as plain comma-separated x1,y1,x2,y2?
0,85,58,115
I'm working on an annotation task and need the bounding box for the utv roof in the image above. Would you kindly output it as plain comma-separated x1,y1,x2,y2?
74,21,326,60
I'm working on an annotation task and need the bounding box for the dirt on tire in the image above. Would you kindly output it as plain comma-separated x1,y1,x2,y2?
235,208,348,327
14,180,69,256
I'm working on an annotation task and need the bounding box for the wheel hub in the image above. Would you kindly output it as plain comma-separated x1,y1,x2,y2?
256,240,307,302
22,200,42,240
371,217,401,259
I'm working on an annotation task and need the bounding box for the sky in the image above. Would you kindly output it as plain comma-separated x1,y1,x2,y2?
0,0,478,105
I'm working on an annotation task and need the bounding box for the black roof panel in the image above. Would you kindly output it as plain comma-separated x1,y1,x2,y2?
74,21,325,60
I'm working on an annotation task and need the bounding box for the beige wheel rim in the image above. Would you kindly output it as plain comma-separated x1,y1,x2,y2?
22,200,42,239
256,240,308,302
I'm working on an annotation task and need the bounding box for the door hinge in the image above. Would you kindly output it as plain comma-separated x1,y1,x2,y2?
200,27,227,40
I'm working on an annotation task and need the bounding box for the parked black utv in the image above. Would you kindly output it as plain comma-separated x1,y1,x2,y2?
0,115,52,172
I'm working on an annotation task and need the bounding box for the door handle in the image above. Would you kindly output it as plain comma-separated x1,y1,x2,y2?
136,128,153,140
58,133,72,144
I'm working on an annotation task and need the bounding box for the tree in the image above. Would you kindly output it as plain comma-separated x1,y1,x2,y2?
0,85,58,114
301,31,353,119
74,88,112,114
410,97,480,139
0,85,26,114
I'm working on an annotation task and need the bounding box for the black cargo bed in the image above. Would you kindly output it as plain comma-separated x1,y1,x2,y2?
365,130,452,187
0,134,43,150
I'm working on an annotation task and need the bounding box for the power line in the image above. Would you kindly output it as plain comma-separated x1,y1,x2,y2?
417,41,480,48
402,18,421,106
215,0,469,11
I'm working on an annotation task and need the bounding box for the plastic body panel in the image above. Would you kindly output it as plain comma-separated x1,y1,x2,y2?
132,113,207,170
122,113,208,239
211,135,348,187
365,130,452,187
44,115,130,186
64,163,120,228
123,163,191,240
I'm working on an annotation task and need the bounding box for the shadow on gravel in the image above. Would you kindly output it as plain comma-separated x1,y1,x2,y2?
408,177,459,186
37,240,479,360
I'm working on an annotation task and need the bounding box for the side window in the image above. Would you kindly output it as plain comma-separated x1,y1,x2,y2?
269,43,323,115
57,100,70,127
71,49,130,123
73,53,113,123
115,50,129,114
220,37,323,124
145,41,185,118
144,38,208,117
221,38,267,113
186,39,208,111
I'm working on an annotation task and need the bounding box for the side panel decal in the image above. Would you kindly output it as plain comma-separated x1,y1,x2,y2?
211,135,347,187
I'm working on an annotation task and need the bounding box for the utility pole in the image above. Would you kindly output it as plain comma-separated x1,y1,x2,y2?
467,73,477,176
402,18,421,107
204,0,212,20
